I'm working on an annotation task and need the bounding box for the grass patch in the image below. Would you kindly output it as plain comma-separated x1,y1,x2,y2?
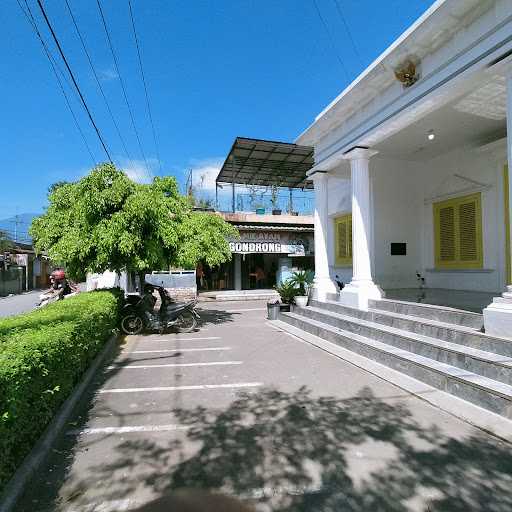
0,289,122,490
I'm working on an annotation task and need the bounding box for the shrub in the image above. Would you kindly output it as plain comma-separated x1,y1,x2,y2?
0,290,122,490
274,279,299,304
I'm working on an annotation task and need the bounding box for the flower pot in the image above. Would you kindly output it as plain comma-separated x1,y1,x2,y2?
255,207,266,215
295,296,308,308
279,303,291,313
272,209,282,215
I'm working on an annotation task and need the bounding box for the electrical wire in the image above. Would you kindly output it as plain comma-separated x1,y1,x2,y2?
64,0,132,162
312,0,349,80
36,0,113,162
332,0,363,67
17,0,97,166
96,0,149,171
127,0,162,174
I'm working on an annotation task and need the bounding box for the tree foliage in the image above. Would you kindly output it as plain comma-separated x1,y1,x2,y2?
30,164,237,279
0,231,11,253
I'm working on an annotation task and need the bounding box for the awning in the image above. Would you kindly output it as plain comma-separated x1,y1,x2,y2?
216,137,314,189
232,224,314,232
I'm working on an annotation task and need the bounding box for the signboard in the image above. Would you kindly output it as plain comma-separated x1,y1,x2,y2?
229,230,312,256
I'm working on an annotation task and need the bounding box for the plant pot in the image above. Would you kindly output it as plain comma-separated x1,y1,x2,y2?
267,301,280,320
279,303,291,312
272,209,282,215
255,207,266,215
295,296,308,308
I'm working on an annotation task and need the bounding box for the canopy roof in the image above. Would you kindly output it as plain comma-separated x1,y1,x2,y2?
216,137,314,189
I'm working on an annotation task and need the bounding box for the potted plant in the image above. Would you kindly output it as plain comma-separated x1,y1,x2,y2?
274,279,299,312
271,185,281,215
289,270,314,308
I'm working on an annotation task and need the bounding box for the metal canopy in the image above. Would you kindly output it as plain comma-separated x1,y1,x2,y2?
216,137,314,189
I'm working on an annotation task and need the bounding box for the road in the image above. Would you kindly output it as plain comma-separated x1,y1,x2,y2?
14,301,512,512
0,289,42,318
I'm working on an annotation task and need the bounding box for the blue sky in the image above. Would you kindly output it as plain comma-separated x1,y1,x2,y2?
0,0,433,219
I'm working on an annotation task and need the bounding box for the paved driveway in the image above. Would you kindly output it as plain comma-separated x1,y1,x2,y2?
15,301,512,512
0,290,42,318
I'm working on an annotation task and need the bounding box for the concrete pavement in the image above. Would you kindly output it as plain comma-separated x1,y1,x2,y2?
0,289,42,318
13,301,512,512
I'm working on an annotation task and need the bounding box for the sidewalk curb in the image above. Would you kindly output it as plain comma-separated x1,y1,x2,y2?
0,332,120,512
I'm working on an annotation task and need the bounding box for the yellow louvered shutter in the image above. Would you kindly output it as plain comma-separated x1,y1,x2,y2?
434,193,483,269
439,205,456,263
335,214,352,266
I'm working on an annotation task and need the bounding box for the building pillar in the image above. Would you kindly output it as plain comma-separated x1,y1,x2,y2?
234,253,242,291
484,71,512,338
311,172,337,300
339,147,384,310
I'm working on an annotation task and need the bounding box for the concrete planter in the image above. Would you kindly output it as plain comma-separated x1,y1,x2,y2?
295,296,308,308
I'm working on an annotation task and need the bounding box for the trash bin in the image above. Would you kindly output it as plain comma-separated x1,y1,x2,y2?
267,301,280,320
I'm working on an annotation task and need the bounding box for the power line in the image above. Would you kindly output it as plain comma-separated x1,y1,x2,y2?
332,0,363,67
17,0,97,166
96,0,149,170
127,0,162,174
64,0,132,162
312,0,349,80
36,0,113,162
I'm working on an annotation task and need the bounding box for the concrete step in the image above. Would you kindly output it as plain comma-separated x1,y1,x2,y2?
311,299,512,358
297,305,512,386
369,298,483,329
280,311,512,419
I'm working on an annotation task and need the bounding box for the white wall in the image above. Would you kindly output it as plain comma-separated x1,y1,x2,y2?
419,145,507,293
324,147,508,293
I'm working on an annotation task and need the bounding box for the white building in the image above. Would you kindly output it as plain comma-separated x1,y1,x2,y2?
297,0,512,336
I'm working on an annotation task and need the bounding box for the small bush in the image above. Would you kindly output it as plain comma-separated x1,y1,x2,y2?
0,290,122,490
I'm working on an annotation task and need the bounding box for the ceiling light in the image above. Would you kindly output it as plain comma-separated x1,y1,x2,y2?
428,130,435,141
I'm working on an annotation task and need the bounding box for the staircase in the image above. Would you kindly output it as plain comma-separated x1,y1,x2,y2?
278,298,512,420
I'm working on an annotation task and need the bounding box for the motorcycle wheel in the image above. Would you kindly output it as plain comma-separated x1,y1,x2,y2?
174,311,197,333
121,314,144,335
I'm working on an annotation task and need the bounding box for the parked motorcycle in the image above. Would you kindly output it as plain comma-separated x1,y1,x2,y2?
120,284,200,335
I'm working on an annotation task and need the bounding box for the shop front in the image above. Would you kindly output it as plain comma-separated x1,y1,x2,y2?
228,226,314,290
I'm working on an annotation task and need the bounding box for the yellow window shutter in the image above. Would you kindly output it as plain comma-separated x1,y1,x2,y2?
459,201,477,261
334,214,352,266
434,193,483,269
337,221,347,259
439,206,456,262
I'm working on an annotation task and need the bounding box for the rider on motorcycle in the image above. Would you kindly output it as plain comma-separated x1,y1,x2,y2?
38,269,79,307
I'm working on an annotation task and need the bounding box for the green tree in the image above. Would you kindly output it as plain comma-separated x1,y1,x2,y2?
30,164,237,279
0,230,12,253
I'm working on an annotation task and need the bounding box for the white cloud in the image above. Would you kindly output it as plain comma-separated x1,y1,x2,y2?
188,157,224,191
98,67,119,82
119,158,158,184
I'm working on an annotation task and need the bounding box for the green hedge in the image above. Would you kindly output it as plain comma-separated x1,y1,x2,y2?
0,290,122,490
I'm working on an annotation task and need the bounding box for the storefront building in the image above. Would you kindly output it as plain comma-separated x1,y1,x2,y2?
224,212,314,290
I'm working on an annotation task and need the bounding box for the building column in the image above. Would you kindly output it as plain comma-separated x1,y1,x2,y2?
339,147,384,310
311,172,337,300
234,253,242,291
484,71,512,338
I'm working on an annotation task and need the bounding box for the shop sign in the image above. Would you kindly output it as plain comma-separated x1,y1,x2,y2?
229,230,312,255
229,241,283,253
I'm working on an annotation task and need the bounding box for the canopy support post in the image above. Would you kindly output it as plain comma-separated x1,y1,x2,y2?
215,182,219,210
232,155,236,213
288,188,293,214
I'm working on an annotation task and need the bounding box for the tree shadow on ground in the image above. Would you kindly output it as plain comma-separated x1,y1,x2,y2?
53,386,512,512
195,307,240,327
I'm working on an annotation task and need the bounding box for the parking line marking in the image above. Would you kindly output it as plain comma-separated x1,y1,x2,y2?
107,361,243,369
131,346,231,354
141,336,221,342
67,424,191,436
99,382,263,394
225,308,266,312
